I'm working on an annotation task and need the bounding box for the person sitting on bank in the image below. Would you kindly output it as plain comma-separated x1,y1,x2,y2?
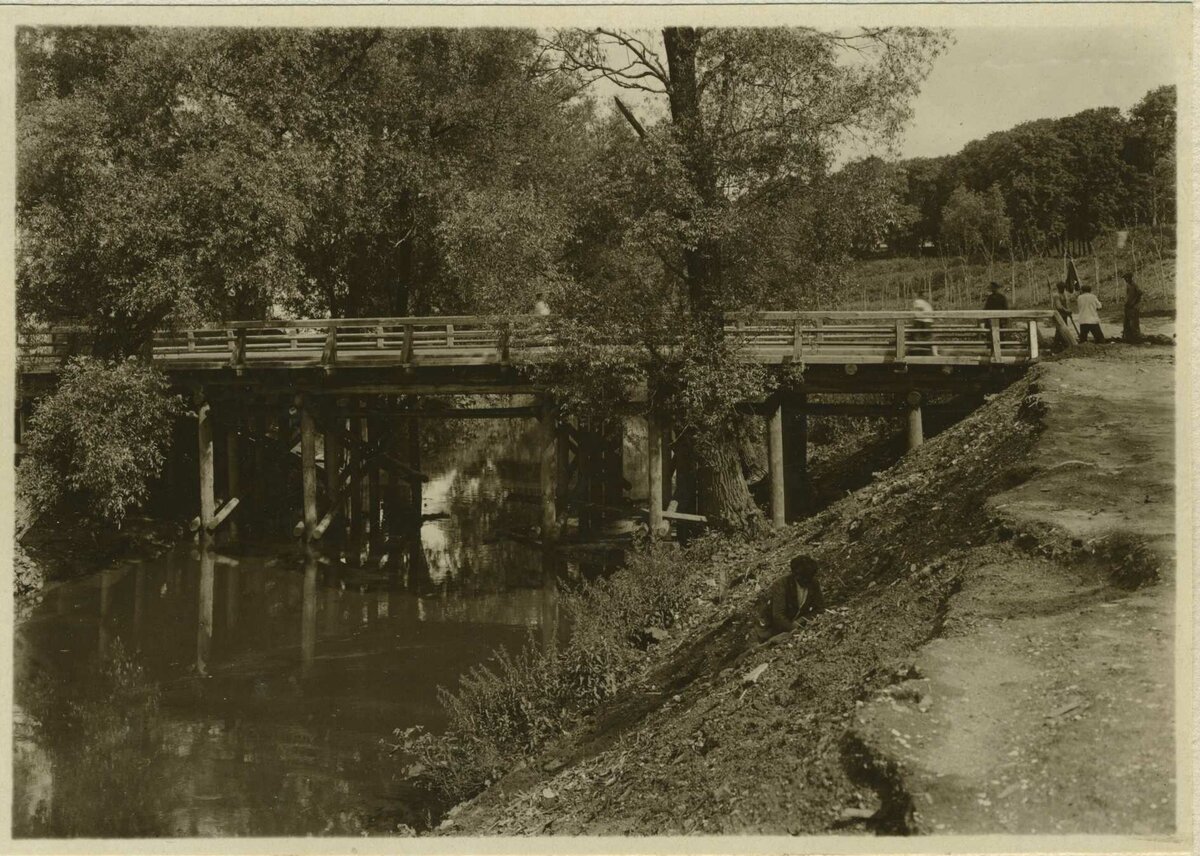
1051,280,1076,328
984,281,1009,310
1075,284,1106,343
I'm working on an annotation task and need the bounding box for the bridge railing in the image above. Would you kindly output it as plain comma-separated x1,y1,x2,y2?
725,310,1054,366
18,310,1054,372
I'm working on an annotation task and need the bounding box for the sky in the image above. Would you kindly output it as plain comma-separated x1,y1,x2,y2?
897,26,1182,159
594,22,1183,165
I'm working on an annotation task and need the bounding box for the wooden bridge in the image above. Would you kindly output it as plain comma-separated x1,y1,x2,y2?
19,309,1050,377
16,309,1056,549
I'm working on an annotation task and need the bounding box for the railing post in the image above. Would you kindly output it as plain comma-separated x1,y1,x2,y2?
322,326,338,374
895,319,906,362
792,318,803,364
402,324,414,366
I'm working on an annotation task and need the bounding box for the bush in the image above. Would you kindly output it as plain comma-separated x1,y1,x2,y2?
18,356,180,526
395,540,723,801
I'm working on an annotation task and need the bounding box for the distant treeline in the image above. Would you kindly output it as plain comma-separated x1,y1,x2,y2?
876,85,1175,259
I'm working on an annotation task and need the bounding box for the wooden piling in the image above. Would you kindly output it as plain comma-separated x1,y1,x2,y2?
325,424,342,540
348,418,365,564
539,402,557,538
782,395,809,522
301,549,318,674
647,415,664,538
197,400,215,536
368,417,382,555
906,394,924,450
767,402,786,528
225,422,240,541
408,417,422,521
300,401,318,539
197,546,215,675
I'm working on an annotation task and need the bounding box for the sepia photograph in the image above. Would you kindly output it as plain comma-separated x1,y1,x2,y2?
4,2,1191,850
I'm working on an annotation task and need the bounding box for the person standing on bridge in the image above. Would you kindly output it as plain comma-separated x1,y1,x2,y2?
533,293,551,316
911,297,936,355
1075,285,1106,343
984,281,1009,311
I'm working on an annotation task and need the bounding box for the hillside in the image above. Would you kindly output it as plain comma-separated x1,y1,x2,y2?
837,226,1175,316
442,333,1176,837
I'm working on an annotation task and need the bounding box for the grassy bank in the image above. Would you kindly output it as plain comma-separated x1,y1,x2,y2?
839,226,1175,314
392,365,1048,831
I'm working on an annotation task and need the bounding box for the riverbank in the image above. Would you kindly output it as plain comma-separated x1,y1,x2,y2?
441,338,1176,835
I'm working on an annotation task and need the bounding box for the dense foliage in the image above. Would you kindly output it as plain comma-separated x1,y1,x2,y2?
888,85,1176,256
18,357,180,525
18,25,946,528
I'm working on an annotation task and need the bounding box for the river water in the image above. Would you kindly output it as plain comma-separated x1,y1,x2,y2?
13,419,633,837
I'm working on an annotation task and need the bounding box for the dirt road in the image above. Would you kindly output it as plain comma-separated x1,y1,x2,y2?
853,344,1176,834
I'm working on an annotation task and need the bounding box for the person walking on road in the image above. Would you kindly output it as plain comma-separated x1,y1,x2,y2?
1122,271,1143,343
1075,284,1106,343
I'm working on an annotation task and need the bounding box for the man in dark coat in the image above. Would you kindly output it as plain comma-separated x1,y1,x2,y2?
1122,271,1143,343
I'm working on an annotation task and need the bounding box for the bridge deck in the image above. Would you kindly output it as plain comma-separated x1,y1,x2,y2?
17,310,1053,377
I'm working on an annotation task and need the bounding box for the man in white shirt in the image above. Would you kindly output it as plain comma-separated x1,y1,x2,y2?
1075,285,1105,343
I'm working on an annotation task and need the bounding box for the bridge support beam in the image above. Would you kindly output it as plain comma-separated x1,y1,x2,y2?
539,402,557,539
324,421,342,542
225,422,240,542
782,395,809,522
300,399,319,539
647,415,664,538
196,545,215,675
368,416,382,556
767,402,786,529
906,392,924,450
197,399,215,538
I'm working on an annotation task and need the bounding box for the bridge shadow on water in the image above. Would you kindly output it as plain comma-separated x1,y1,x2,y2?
13,418,624,837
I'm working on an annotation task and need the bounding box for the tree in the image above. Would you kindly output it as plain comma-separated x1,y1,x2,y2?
18,357,181,526
1126,85,1175,226
17,27,590,347
542,26,948,531
940,183,1010,264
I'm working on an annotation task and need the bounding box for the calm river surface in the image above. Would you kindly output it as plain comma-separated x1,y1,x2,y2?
14,420,633,837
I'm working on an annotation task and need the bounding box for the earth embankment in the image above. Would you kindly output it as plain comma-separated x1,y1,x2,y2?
445,337,1177,837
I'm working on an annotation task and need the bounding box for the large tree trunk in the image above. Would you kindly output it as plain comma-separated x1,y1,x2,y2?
663,26,764,533
699,429,766,535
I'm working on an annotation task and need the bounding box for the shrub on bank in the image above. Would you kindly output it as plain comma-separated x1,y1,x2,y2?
396,538,722,801
18,356,180,527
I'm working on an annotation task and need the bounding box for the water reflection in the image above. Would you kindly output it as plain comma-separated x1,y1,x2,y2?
14,418,613,837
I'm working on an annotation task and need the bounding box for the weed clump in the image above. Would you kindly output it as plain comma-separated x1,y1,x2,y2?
394,539,724,801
